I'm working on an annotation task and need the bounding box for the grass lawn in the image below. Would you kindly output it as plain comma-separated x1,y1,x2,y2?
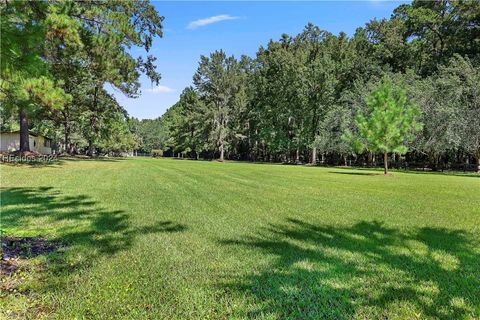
1,158,479,319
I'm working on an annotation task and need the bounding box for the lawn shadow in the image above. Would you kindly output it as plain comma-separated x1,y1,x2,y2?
330,166,480,178
60,156,128,163
219,219,479,319
397,169,480,178
0,159,66,168
0,187,186,294
0,156,129,168
328,171,381,176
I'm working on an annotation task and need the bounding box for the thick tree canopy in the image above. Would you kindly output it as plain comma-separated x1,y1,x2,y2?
0,0,163,155
2,0,478,171
143,0,479,172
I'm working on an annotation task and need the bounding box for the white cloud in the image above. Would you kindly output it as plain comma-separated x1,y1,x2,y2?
187,14,239,30
144,85,174,94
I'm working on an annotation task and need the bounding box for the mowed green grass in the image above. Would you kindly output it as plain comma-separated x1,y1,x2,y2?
1,158,479,319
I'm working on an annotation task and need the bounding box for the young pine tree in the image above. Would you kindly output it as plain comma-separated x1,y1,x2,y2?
348,77,422,174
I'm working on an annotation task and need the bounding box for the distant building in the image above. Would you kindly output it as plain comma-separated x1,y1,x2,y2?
0,131,52,154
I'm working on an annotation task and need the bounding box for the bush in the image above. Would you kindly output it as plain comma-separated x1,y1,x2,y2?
152,149,163,158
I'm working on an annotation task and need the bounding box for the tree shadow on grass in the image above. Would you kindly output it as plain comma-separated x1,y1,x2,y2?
0,159,66,168
0,187,186,296
328,171,381,176
219,219,479,319
330,166,480,178
0,156,128,169
60,156,128,162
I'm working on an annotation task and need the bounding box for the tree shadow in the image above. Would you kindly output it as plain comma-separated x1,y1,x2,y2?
328,171,381,176
330,166,479,178
60,156,128,162
396,169,480,178
0,159,66,168
0,187,186,290
0,156,128,168
219,219,479,319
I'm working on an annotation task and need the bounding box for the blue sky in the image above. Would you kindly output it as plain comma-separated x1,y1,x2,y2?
111,1,410,120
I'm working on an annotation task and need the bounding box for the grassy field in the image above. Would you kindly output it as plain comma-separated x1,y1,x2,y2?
1,158,479,319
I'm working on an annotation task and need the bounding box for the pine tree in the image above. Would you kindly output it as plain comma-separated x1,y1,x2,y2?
347,77,422,174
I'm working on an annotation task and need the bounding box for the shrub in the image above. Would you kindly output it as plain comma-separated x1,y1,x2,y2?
152,149,163,158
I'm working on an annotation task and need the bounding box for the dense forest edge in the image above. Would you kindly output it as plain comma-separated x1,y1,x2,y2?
1,1,479,172
129,0,480,172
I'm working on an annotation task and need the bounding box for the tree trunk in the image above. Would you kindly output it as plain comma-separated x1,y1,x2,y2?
64,121,71,154
19,109,30,152
253,128,258,162
87,139,94,157
429,152,440,171
87,85,99,158
476,150,480,173
384,151,388,175
70,143,77,155
287,143,291,163
62,107,72,154
311,146,317,165
64,130,68,153
295,146,300,163
219,143,224,162
344,155,347,166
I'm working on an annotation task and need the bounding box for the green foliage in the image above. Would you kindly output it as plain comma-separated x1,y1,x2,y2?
435,55,480,166
193,50,248,160
314,105,354,157
127,117,168,153
158,1,480,169
154,0,478,168
0,1,75,117
394,0,480,75
151,149,163,157
349,77,422,156
1,0,478,166
0,0,163,154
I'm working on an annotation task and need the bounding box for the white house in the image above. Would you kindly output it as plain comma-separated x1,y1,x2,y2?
0,131,52,154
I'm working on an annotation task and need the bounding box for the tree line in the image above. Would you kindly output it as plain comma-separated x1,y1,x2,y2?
133,0,479,171
0,0,163,156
